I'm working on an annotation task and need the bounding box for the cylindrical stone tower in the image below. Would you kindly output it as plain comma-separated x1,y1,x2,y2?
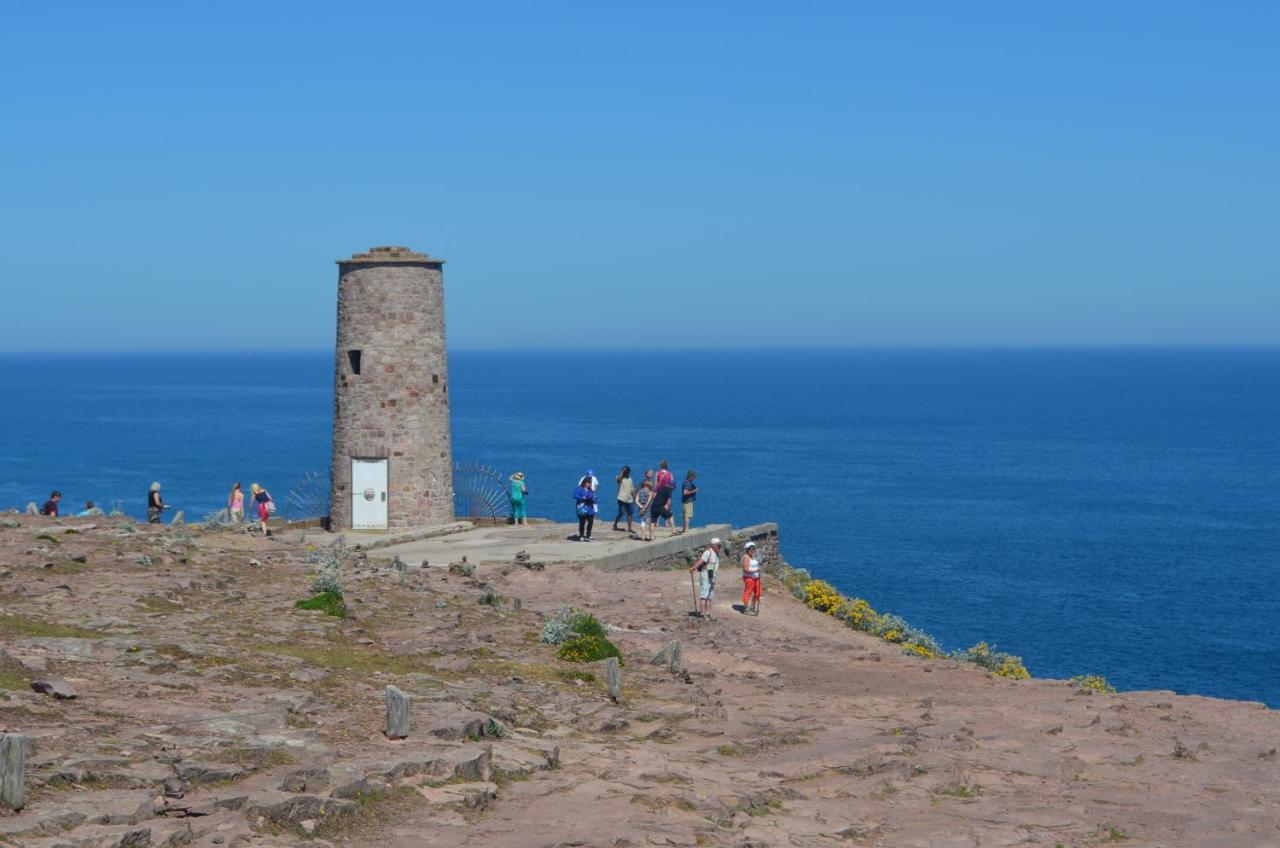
330,246,453,531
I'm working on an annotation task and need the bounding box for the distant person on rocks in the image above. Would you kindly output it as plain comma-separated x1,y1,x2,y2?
40,491,62,517
741,540,762,614
77,501,104,517
680,470,698,534
573,475,597,541
635,479,655,541
146,483,169,523
509,471,528,526
689,537,722,618
613,466,635,533
250,482,274,537
228,482,245,525
652,460,677,536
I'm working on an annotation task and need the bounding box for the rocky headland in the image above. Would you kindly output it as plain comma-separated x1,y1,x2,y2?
0,515,1276,847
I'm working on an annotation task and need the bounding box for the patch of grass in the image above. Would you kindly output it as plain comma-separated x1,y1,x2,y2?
715,744,740,757
939,785,975,798
1105,826,1128,842
479,590,500,607
556,669,597,685
138,595,185,614
634,713,661,722
0,613,100,639
43,559,88,575
556,634,623,665
0,653,29,693
34,533,60,544
295,591,348,618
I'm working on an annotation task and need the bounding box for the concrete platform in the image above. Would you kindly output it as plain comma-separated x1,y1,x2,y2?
358,521,743,571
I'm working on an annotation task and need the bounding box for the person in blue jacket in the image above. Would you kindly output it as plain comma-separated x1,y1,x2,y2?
573,475,597,541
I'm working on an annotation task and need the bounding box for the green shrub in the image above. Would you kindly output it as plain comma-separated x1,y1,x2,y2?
557,634,623,665
1070,674,1116,694
569,612,606,638
295,591,348,618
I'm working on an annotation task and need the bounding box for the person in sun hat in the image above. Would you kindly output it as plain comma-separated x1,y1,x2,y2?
509,471,528,525
689,537,722,618
741,540,762,614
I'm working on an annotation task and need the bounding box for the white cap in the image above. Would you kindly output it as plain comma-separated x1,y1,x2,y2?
743,541,756,549
710,537,722,546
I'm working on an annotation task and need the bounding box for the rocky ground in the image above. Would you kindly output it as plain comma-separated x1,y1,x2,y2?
0,515,1277,848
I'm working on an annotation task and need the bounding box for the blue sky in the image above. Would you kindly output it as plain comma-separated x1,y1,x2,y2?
1,2,1277,350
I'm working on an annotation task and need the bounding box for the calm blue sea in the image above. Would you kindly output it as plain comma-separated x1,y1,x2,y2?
1,349,1278,705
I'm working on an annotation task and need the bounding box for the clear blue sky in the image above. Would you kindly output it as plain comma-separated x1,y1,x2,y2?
2,2,1277,350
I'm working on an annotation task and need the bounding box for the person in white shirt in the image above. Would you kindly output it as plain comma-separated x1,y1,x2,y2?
689,537,722,617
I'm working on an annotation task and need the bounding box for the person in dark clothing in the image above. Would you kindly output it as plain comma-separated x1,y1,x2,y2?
573,475,597,541
147,482,169,523
41,491,62,517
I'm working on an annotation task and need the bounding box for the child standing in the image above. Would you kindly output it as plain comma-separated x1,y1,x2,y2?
635,480,655,541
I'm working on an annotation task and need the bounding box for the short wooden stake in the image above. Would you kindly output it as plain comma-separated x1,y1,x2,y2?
0,733,27,811
605,657,622,702
385,686,410,739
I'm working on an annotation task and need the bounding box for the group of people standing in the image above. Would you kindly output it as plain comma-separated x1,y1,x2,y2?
686,536,763,619
565,461,698,542
227,482,275,536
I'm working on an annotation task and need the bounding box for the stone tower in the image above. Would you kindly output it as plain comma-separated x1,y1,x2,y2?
330,246,453,531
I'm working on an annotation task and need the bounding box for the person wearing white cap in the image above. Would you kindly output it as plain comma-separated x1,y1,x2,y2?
741,540,762,615
689,538,722,617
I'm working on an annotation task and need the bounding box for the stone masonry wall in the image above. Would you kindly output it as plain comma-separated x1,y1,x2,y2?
330,247,453,531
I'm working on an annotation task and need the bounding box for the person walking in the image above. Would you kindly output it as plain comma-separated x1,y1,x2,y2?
652,460,677,536
741,540,762,615
228,482,245,526
634,479,655,541
146,483,169,523
573,475,597,541
509,471,528,526
680,470,698,534
688,537,722,618
250,483,274,537
612,466,635,533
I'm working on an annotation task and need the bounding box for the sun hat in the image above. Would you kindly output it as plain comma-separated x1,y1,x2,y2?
512,471,524,480
743,541,756,549
710,537,722,546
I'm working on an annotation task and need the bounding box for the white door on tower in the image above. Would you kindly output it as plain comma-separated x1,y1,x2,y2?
351,459,388,530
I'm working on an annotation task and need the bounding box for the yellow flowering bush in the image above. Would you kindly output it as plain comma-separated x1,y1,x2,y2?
557,634,624,665
803,580,842,614
1069,674,1115,694
776,564,1029,678
833,598,878,628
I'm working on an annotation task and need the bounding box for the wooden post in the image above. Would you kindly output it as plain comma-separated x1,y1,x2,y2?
512,597,522,612
0,733,26,811
385,686,410,739
604,657,622,702
669,640,683,674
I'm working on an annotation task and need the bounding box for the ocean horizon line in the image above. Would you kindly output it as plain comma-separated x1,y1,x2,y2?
2,343,1279,357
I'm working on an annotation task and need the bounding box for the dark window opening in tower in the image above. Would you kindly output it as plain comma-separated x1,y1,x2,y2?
348,350,362,375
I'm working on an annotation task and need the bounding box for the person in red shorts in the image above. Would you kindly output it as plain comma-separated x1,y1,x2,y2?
741,540,762,615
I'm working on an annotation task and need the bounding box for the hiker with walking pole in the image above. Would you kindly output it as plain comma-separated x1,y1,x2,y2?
741,540,762,616
689,537,722,619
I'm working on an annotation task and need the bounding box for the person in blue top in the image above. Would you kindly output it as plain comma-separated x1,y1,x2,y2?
680,470,698,534
573,475,597,541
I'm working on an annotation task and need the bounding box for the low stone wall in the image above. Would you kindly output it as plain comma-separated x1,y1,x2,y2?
598,522,781,572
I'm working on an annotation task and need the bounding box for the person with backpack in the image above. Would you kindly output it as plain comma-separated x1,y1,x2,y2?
509,471,528,525
689,537,722,618
573,475,597,541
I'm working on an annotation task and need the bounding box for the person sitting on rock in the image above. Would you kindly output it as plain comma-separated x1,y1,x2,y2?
40,491,62,517
77,500,104,517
